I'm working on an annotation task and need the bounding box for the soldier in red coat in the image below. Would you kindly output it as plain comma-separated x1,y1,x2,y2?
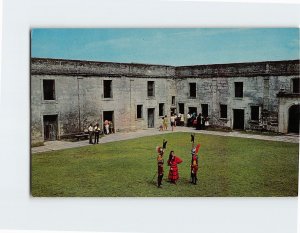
190,144,200,185
191,151,199,185
167,151,183,184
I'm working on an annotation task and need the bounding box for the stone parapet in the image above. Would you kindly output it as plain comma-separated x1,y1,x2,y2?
176,60,300,78
31,58,175,78
32,58,299,79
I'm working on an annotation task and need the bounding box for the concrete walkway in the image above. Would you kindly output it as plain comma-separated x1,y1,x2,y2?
31,127,299,154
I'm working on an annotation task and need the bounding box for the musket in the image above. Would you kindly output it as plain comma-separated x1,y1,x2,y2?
191,133,195,149
151,171,158,182
163,139,168,150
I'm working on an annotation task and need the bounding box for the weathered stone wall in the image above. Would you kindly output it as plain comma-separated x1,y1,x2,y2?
31,58,300,142
175,60,299,78
31,59,177,142
176,75,299,131
278,96,300,133
31,58,175,78
175,60,299,131
31,75,83,142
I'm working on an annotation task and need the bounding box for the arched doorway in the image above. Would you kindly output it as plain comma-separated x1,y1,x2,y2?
288,105,300,134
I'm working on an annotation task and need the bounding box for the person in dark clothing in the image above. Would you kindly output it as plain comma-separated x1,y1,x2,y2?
94,123,101,144
196,113,202,130
201,115,206,130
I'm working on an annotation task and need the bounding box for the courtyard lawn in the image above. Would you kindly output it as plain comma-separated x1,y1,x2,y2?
31,132,299,197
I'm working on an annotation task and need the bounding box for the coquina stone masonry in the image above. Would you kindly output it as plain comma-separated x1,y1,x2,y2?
31,58,300,143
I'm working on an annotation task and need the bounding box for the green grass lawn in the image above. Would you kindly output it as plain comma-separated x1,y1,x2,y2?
31,132,299,197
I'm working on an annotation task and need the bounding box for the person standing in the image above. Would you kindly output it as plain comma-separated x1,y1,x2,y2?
196,113,202,130
109,121,114,133
190,148,199,185
201,115,206,130
180,113,185,126
187,112,191,127
104,120,109,134
163,115,168,130
159,117,164,131
88,123,94,144
205,117,210,128
167,151,183,184
94,123,101,144
157,147,164,188
170,114,176,131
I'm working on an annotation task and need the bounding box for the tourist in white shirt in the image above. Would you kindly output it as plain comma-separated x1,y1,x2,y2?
88,124,94,144
170,114,176,131
187,113,191,127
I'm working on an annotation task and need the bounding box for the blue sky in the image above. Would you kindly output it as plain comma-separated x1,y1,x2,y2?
31,28,299,66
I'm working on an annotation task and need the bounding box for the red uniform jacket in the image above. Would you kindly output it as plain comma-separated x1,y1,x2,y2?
157,155,164,175
191,155,198,174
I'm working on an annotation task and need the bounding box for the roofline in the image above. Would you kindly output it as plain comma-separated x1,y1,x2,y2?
31,57,176,68
177,59,300,68
31,57,300,78
31,57,300,68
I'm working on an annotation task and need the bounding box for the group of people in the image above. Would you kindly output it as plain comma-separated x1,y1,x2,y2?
88,123,102,144
88,120,114,144
187,112,209,130
104,120,114,135
195,113,209,130
159,113,185,132
159,112,209,132
156,142,200,188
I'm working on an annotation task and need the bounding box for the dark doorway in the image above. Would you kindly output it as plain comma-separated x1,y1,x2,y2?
103,111,114,133
288,105,300,134
148,108,155,128
233,109,244,130
188,107,197,115
43,115,58,140
201,104,208,117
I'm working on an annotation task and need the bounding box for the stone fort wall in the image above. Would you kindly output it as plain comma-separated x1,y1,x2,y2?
31,58,300,143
